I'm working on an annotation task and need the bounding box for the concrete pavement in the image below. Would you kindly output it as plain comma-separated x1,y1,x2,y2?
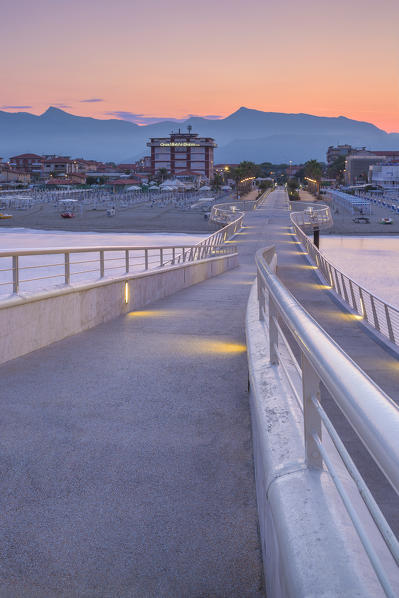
0,188,397,596
0,205,270,596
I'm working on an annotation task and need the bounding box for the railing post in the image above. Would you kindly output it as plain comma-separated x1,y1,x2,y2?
302,353,323,469
125,250,129,274
160,248,164,268
340,273,349,303
99,250,105,278
385,305,395,343
172,247,176,265
359,288,367,320
257,272,264,321
349,279,357,311
269,296,279,365
64,252,70,285
12,255,19,294
370,296,380,331
145,249,149,270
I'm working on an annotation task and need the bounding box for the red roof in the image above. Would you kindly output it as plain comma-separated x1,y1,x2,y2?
44,157,72,164
10,153,42,160
110,178,141,185
175,169,202,176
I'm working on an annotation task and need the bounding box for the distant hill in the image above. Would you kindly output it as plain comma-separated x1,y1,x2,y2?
1,106,398,163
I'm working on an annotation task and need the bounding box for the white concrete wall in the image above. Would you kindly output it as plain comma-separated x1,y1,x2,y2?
0,254,237,365
246,279,398,597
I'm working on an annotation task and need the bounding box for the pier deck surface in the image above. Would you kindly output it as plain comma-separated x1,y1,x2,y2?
0,189,397,596
0,205,268,597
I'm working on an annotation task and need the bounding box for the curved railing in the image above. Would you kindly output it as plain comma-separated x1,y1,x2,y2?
291,205,399,346
256,245,399,597
290,203,332,231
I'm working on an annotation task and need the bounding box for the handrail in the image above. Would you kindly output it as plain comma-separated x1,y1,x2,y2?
0,244,237,297
256,245,399,597
1,186,270,298
290,205,399,346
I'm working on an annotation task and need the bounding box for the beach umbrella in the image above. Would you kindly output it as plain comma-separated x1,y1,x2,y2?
222,185,232,190
199,185,211,191
127,185,141,191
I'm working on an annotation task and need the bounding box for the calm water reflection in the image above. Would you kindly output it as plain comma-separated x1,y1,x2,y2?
320,235,399,308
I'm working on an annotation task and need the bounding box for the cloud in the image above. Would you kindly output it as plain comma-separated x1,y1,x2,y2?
188,114,222,120
80,98,104,103
105,111,223,125
1,105,32,110
53,103,72,108
105,111,183,124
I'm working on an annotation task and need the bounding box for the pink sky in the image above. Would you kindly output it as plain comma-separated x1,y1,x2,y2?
1,0,398,131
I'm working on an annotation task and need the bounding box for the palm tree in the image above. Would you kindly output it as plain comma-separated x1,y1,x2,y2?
304,160,323,181
212,171,223,192
157,168,169,183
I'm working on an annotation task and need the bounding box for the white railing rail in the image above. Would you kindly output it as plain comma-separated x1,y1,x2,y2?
1,189,270,298
0,198,248,299
291,205,399,346
0,244,237,297
256,245,399,597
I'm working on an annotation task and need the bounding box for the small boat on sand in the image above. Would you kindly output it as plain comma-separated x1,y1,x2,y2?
0,213,12,219
61,212,75,219
379,217,393,225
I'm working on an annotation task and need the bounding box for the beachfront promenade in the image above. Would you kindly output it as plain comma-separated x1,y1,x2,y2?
0,189,398,596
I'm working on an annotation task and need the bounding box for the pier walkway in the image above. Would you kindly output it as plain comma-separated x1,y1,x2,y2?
0,189,398,596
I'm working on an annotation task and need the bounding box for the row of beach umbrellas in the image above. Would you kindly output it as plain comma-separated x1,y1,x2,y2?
125,182,232,192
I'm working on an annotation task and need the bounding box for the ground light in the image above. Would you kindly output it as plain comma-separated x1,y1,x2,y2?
124,281,129,304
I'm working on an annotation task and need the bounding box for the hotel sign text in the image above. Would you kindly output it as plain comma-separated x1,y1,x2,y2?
160,142,201,147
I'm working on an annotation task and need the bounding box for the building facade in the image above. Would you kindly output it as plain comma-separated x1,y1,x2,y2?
147,129,216,179
369,163,399,189
326,145,353,165
344,150,399,185
9,153,43,176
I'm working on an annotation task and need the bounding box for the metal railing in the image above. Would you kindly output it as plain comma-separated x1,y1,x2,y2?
0,244,237,297
256,245,399,597
290,203,333,230
290,205,399,346
0,195,250,299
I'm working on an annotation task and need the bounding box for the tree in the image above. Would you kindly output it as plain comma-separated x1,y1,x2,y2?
230,161,259,198
287,177,300,201
304,159,323,181
156,168,169,183
327,155,345,183
212,171,223,192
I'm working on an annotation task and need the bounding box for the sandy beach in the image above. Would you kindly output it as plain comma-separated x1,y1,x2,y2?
0,191,260,235
0,202,221,234
298,189,399,235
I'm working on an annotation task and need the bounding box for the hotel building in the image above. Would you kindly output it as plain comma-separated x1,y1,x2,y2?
147,129,217,179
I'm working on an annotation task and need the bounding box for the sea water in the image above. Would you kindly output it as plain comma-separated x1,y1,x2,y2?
319,235,399,308
0,228,207,297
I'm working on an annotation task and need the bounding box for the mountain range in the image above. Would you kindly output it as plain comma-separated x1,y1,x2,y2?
1,106,399,164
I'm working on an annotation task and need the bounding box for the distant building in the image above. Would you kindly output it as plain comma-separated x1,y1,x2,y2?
369,163,399,189
45,173,86,186
0,169,31,184
43,157,78,177
344,150,399,185
285,164,303,177
326,145,353,165
214,163,239,173
9,153,43,175
147,129,216,179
